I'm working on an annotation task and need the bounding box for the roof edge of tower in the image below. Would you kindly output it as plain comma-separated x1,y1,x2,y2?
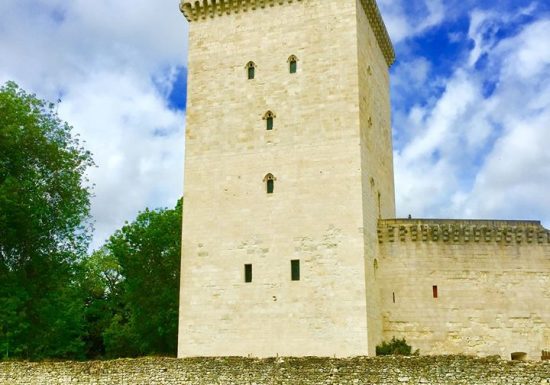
358,0,395,67
179,0,395,67
179,0,304,22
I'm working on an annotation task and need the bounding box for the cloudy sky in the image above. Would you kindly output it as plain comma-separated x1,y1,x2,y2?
1,0,549,249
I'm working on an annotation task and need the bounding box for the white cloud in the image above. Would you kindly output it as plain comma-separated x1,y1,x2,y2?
467,3,538,67
58,71,185,247
378,0,445,42
0,0,188,249
394,12,550,228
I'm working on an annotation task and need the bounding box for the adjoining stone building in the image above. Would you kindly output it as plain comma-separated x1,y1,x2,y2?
177,0,550,360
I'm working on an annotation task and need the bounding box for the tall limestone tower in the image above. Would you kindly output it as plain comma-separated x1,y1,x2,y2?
178,0,396,357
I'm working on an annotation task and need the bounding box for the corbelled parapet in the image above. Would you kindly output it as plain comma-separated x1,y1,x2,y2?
378,218,550,244
179,0,300,21
179,0,396,67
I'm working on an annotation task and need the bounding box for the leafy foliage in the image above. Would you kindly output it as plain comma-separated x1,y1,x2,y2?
0,82,182,360
0,81,94,359
88,200,182,358
376,337,418,356
79,249,124,358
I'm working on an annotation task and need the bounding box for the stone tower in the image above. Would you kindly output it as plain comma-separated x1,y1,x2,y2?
178,0,396,357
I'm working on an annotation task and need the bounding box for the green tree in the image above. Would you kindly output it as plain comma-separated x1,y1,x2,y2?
79,249,123,358
0,81,94,359
99,199,182,357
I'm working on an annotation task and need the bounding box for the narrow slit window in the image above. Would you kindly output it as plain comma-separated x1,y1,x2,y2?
264,173,276,194
288,55,298,74
433,285,438,298
392,292,396,303
291,260,300,281
246,61,256,80
263,111,275,131
244,264,252,283
290,60,297,73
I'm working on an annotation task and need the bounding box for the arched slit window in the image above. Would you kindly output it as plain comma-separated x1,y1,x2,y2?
246,61,256,80
263,111,276,130
288,55,298,74
263,173,276,194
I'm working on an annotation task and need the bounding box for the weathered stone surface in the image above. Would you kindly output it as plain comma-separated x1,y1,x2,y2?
377,218,550,360
179,0,395,357
1,356,549,385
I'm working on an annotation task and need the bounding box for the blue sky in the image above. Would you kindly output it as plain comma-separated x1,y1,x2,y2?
0,0,549,249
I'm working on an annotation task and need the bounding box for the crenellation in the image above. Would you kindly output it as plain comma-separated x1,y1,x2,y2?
527,227,535,243
388,225,395,242
431,225,439,241
410,225,418,241
180,0,302,21
421,225,429,241
539,230,550,244
496,227,503,242
484,226,492,242
399,225,407,241
504,227,513,243
464,226,471,242
377,227,383,244
378,219,550,246
442,224,450,242
516,227,523,243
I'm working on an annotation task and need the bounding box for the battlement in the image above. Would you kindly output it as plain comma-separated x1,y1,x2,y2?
378,218,550,244
179,0,395,67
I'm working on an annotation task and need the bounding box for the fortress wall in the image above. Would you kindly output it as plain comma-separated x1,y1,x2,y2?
377,219,550,360
1,356,549,385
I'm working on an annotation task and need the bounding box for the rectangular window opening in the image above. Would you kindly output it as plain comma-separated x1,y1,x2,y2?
267,179,274,194
432,285,438,299
244,264,252,283
291,260,300,281
392,292,395,303
248,67,255,80
266,117,273,130
290,61,297,74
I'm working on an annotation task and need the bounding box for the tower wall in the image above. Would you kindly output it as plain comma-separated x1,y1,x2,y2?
356,0,397,353
178,0,394,357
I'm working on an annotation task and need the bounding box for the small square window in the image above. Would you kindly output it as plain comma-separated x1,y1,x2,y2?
291,260,300,281
245,264,252,283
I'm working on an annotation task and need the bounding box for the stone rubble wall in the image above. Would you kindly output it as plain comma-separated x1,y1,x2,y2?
1,356,549,385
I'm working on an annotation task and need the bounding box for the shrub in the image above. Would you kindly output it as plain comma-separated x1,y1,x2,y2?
376,337,418,356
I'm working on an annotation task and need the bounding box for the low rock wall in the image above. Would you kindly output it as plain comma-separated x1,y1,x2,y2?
1,356,549,385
